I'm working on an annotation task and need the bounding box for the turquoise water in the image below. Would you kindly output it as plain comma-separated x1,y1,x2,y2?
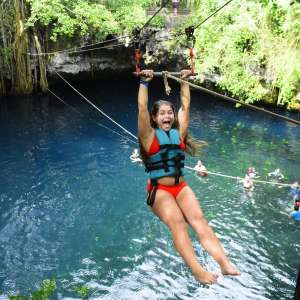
0,76,299,299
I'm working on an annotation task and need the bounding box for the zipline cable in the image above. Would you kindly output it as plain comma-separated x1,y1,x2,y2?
28,41,127,56
53,71,295,188
54,71,138,140
164,72,300,126
47,88,138,145
140,0,170,31
193,0,235,30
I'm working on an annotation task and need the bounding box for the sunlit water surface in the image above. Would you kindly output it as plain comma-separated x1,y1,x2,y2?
0,76,299,299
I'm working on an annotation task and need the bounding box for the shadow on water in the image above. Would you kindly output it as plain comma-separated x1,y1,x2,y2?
0,74,299,299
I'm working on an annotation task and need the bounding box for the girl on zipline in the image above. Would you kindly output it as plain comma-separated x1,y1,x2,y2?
137,69,240,284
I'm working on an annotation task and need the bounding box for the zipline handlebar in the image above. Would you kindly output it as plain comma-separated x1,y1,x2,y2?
133,71,198,77
153,72,198,77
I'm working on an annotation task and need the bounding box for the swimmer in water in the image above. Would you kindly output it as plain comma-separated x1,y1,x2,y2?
243,167,257,191
268,168,284,181
130,148,142,163
193,160,208,177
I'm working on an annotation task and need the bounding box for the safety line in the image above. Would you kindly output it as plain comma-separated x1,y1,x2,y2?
54,71,138,140
185,166,293,187
165,72,300,126
47,88,138,145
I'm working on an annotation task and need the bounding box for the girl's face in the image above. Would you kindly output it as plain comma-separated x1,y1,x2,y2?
153,104,175,131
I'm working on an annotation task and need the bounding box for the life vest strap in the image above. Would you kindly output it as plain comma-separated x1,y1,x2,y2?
147,179,158,206
146,153,185,171
159,144,181,150
146,162,185,172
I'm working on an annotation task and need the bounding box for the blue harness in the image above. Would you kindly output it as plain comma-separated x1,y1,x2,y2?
146,128,185,206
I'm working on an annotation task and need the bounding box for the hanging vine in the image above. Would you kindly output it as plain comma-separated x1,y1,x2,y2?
0,0,49,96
12,0,33,94
0,0,15,95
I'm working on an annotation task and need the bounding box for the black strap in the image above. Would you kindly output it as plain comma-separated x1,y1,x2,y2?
146,153,185,172
173,153,183,184
161,151,169,172
159,144,181,150
146,163,184,171
147,179,158,206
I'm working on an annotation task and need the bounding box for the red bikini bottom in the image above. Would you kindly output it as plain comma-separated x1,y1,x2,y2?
147,180,187,200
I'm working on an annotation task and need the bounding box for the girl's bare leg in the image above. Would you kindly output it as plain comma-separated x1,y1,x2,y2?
176,186,240,276
152,189,218,284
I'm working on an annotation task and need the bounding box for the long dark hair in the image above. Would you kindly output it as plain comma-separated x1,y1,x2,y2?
139,100,207,163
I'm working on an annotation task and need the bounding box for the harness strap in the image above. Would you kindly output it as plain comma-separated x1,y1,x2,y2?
146,162,184,171
147,179,158,206
145,154,184,170
159,144,181,150
173,153,183,184
148,157,179,165
161,151,170,172
135,49,141,75
133,28,141,76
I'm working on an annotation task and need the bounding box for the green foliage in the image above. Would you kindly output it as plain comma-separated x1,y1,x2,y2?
9,296,28,300
284,2,300,46
265,1,287,34
31,279,56,300
103,0,154,11
0,0,15,81
26,0,119,41
178,0,300,108
274,54,300,105
25,0,159,41
75,285,91,299
8,279,56,300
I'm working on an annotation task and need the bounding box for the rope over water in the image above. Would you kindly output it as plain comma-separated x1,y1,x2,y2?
47,88,137,145
51,71,295,189
54,71,138,141
185,166,293,187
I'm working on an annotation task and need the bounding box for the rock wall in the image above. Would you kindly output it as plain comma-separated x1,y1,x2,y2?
46,28,188,82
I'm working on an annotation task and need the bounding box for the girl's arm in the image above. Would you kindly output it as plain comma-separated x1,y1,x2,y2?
178,70,192,139
138,70,154,146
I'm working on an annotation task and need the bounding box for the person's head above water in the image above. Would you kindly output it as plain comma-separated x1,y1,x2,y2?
246,167,256,176
150,100,179,131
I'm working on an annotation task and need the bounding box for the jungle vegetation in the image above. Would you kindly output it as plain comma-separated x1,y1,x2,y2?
0,0,299,110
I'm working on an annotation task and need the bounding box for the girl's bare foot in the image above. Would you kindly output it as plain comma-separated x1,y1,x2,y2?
220,260,240,276
193,269,219,284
